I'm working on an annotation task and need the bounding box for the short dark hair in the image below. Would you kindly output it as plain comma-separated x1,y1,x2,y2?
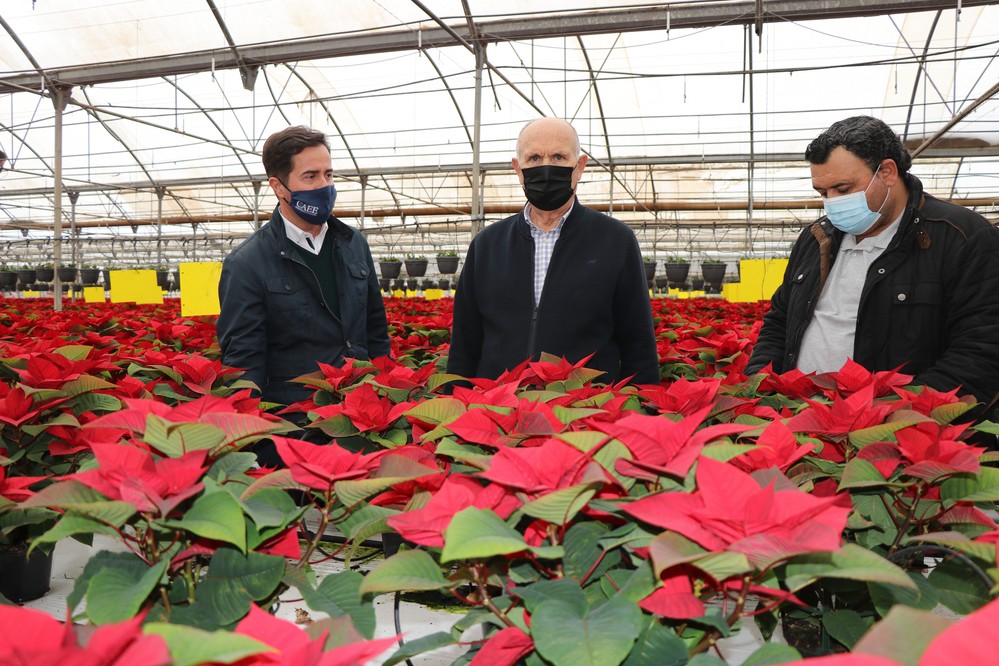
805,116,912,175
261,126,330,181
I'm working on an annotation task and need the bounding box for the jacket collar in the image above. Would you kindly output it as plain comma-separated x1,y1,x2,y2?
264,205,354,249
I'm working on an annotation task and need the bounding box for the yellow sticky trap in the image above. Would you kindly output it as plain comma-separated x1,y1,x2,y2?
179,262,222,317
83,286,106,303
109,270,162,304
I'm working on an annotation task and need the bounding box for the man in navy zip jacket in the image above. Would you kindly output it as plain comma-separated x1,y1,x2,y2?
217,126,390,413
447,118,660,386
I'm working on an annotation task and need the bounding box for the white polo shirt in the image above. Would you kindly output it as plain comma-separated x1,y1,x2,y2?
797,213,903,375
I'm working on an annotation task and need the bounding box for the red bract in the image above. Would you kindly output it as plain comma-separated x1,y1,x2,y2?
479,438,618,498
309,383,411,433
446,398,565,448
469,626,534,666
386,475,520,547
625,457,851,569
11,351,113,389
0,606,170,666
0,463,44,501
591,405,753,480
894,425,983,481
273,436,378,493
71,443,208,515
634,378,722,416
0,385,47,427
730,420,815,473
812,359,914,399
231,604,399,666
369,356,437,392
786,384,901,442
755,366,820,399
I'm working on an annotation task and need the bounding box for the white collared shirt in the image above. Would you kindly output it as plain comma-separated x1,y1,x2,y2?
524,202,573,306
282,215,328,255
797,213,904,374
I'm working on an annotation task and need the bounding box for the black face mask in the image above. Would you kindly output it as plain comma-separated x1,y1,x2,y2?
521,164,576,211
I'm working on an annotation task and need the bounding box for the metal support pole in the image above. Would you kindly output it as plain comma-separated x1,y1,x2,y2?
68,190,79,267
51,85,71,312
156,187,165,268
470,41,485,237
359,175,367,230
252,180,262,230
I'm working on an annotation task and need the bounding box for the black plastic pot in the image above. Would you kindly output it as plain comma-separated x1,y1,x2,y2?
380,261,402,280
436,255,459,274
156,270,170,290
79,268,100,285
0,545,53,603
391,279,406,292
57,267,77,283
35,268,54,282
665,262,690,287
16,269,36,289
379,278,391,292
643,261,657,282
405,259,428,278
406,278,419,291
0,271,16,290
702,262,727,284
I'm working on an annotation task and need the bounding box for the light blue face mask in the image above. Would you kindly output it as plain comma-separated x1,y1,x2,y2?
822,164,890,236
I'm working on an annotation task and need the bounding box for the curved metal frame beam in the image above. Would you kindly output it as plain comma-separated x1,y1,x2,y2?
205,0,259,91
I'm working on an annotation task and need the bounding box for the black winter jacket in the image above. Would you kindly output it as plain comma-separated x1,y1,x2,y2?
446,201,660,385
217,207,391,406
747,174,999,409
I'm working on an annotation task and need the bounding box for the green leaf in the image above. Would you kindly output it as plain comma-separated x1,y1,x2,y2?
870,572,940,616
849,420,914,447
822,609,870,649
144,624,270,666
783,544,916,591
87,556,169,625
737,643,803,665
359,549,449,594
297,570,376,639
383,632,457,666
167,489,247,550
927,555,991,615
532,596,643,666
336,476,424,507
404,397,466,426
648,531,708,576
563,521,616,585
520,482,599,525
22,480,136,526
240,487,304,531
208,452,258,481
33,512,121,545
853,605,952,666
441,508,529,563
178,548,286,628
69,391,122,414
621,615,688,666
694,551,752,582
143,416,225,457
516,578,588,616
838,457,888,491
941,466,999,502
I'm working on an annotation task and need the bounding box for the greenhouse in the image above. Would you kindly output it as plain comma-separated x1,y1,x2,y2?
2,2,999,666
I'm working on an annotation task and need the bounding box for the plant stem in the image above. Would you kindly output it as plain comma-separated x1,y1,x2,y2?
472,565,515,628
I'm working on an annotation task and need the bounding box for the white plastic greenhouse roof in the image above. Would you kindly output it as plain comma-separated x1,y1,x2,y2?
0,0,997,267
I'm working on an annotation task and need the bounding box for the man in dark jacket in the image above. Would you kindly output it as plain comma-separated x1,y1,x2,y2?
447,118,660,385
747,116,999,414
217,126,390,412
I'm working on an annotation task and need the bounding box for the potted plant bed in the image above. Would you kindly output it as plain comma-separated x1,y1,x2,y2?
79,267,100,285
665,258,690,287
16,269,36,289
379,258,402,280
57,266,77,283
436,251,459,274
405,255,428,278
0,270,16,290
642,258,657,283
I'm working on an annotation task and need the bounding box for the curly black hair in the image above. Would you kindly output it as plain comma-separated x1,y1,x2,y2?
805,116,912,175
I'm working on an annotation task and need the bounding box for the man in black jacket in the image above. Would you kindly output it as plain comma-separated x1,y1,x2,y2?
217,126,390,412
447,118,660,385
747,116,999,414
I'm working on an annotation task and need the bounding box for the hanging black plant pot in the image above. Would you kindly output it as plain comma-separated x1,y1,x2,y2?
0,270,17,290
665,262,690,286
436,255,459,274
79,268,100,285
379,260,402,280
643,260,657,282
405,258,428,278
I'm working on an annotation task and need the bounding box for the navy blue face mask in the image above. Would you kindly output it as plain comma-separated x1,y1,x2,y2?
280,181,337,226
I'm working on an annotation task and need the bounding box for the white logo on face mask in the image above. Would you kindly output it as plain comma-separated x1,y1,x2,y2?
295,201,320,215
